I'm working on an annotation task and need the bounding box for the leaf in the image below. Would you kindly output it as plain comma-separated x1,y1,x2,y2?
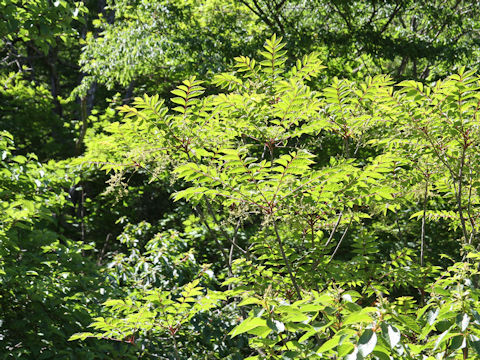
456,313,470,332
299,304,325,312
171,89,187,98
12,155,27,163
281,350,300,360
317,335,341,353
337,342,355,357
449,334,466,352
472,310,480,325
433,326,454,350
69,332,94,341
394,314,421,334
341,290,362,303
171,97,186,106
277,306,310,322
344,347,359,360
358,329,377,357
426,308,439,325
372,349,391,360
229,317,267,337
469,334,480,355
298,330,317,343
343,310,373,325
248,325,271,338
380,323,401,349
267,319,285,333
238,297,262,306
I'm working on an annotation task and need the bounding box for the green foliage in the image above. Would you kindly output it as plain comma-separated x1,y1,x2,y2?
4,1,480,356
71,35,480,358
70,279,226,357
0,132,128,358
0,0,87,53
225,251,480,359
77,0,264,94
68,217,247,358
0,72,74,159
237,0,480,81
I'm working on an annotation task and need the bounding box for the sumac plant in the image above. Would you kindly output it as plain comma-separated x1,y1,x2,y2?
72,36,480,359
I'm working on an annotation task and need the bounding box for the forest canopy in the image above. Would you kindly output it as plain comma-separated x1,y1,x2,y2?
2,1,480,359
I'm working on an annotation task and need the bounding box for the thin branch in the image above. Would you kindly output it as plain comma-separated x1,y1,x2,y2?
229,220,242,277
238,0,276,29
329,215,353,262
97,233,111,265
420,176,428,267
456,88,470,245
328,1,352,31
324,211,343,247
466,167,476,245
205,200,248,255
456,145,469,244
379,2,403,34
171,335,181,360
273,219,302,299
195,204,233,275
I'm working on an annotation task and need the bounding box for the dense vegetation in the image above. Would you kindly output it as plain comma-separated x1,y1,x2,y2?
2,1,480,359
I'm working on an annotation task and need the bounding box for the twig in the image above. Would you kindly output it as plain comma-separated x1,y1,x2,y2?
273,219,302,299
325,211,343,247
229,220,242,279
329,216,353,261
204,200,248,255
194,204,232,276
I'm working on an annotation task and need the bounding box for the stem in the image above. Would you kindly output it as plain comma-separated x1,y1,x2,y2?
329,216,353,262
172,335,181,360
310,220,315,247
80,187,85,244
76,97,88,155
311,211,344,273
228,220,242,282
204,200,248,255
395,215,406,247
456,83,469,245
273,219,302,299
457,145,469,244
325,211,343,247
420,177,428,267
466,167,476,245
184,147,248,272
343,135,350,157
194,204,232,276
